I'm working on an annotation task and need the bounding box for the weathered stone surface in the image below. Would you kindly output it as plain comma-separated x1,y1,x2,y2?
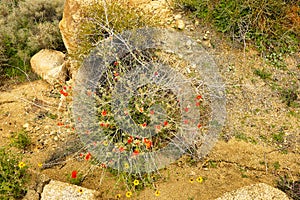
58,0,94,55
22,189,40,200
30,49,66,85
41,180,102,200
216,183,289,200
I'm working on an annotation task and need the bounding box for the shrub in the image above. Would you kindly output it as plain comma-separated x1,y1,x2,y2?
175,0,300,54
0,148,30,199
70,0,158,69
0,0,65,80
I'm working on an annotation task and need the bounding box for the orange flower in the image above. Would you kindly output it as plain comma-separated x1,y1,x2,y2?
57,122,64,126
133,149,139,156
101,110,107,116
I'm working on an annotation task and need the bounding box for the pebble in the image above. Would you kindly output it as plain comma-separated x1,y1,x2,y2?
53,136,58,141
23,123,29,130
174,14,182,20
176,19,185,30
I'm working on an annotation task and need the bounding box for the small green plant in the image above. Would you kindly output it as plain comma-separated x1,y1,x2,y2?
208,160,218,168
254,69,272,80
272,131,285,143
0,148,30,199
46,112,58,120
280,88,299,107
67,170,83,186
266,52,286,68
277,175,300,200
273,161,280,170
10,129,31,150
235,132,257,144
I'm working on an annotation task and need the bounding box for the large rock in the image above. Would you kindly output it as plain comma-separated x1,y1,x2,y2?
30,49,67,85
41,180,102,200
216,183,289,200
59,0,94,56
58,0,95,79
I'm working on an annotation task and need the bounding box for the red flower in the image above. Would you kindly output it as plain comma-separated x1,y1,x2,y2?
184,119,189,124
57,122,64,126
71,170,77,179
184,107,189,112
113,61,119,66
85,152,91,160
101,110,107,116
127,136,133,144
163,121,168,126
155,125,161,130
114,72,119,77
196,95,202,100
196,102,200,107
142,122,147,127
59,89,68,97
150,110,155,115
154,71,159,76
197,124,202,128
100,122,105,127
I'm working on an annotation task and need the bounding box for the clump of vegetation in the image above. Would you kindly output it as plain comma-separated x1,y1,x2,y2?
0,148,30,199
10,129,31,151
71,0,159,69
280,87,299,107
254,68,272,80
0,0,65,82
277,175,300,200
176,0,300,54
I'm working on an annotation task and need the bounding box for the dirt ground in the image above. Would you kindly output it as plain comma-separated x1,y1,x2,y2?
0,1,299,200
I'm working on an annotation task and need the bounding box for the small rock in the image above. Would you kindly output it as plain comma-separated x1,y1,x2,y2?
186,67,191,74
176,20,185,30
53,136,59,141
174,14,182,20
202,40,212,48
41,180,102,200
23,123,30,130
216,183,289,200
